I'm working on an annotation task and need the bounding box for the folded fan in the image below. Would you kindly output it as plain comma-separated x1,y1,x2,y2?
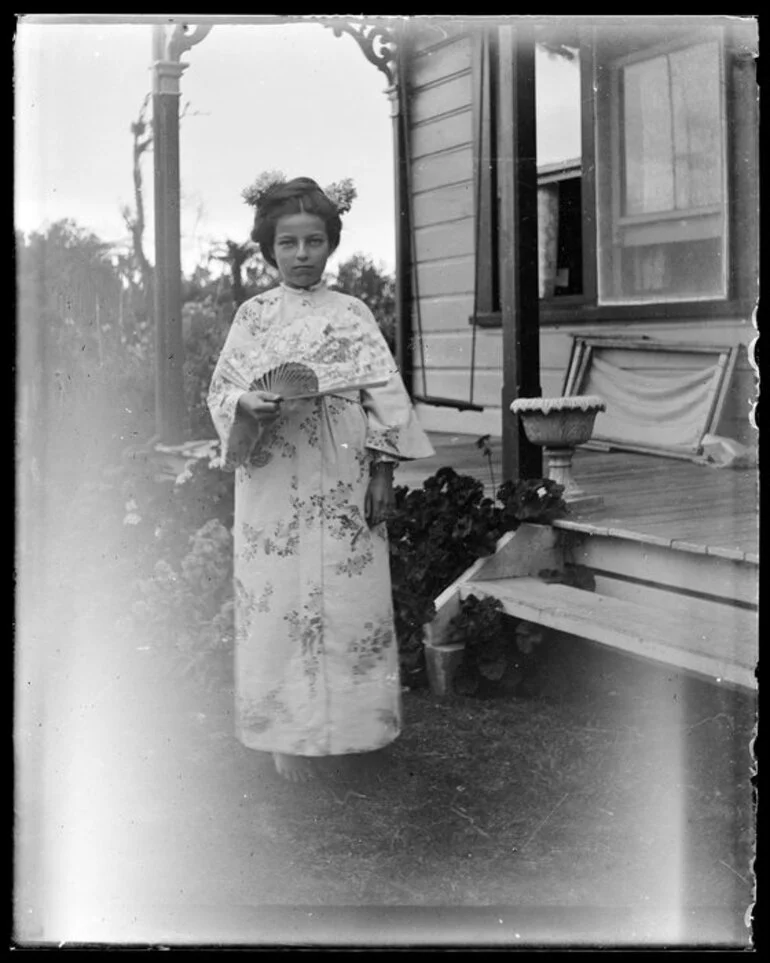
251,362,320,399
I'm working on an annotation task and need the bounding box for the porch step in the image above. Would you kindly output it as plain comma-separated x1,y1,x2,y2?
457,577,757,692
423,523,757,697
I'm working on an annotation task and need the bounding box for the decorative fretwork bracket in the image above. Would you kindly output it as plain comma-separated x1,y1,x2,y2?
320,17,400,88
152,23,214,95
166,23,214,62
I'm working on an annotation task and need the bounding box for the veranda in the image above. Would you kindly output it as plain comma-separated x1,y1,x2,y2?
144,17,758,693
399,434,758,561
400,433,757,694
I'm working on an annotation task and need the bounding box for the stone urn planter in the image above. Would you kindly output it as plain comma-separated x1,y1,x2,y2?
510,395,607,512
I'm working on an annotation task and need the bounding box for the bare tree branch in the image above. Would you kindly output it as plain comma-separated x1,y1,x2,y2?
122,95,154,318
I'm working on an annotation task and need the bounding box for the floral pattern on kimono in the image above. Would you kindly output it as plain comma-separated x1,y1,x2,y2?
208,282,434,756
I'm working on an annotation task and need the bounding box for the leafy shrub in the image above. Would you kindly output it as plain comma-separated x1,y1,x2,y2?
447,561,596,698
386,468,505,684
120,443,234,577
496,477,571,527
386,468,568,686
445,597,543,697
183,296,230,439
447,595,512,696
132,518,235,691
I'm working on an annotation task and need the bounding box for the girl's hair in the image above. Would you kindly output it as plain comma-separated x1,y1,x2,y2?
251,177,342,268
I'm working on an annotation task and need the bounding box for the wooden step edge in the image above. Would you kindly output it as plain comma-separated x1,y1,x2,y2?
552,519,757,564
423,548,496,650
460,578,758,664
554,519,668,545
457,580,757,691
567,542,758,610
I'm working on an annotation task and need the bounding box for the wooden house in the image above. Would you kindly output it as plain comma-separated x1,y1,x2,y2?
389,16,759,693
393,17,758,458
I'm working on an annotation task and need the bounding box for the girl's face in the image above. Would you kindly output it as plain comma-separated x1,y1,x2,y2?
272,212,331,289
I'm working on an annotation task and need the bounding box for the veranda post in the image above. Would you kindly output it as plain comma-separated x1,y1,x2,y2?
150,23,211,443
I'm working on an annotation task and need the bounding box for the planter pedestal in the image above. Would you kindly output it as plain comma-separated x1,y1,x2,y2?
543,445,605,513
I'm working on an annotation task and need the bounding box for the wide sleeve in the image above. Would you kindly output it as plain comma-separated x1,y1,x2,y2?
206,298,266,471
362,371,435,462
351,300,435,463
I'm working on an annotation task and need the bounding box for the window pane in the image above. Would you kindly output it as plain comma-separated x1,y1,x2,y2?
597,36,727,304
623,55,675,215
670,42,723,210
536,45,582,298
536,46,581,166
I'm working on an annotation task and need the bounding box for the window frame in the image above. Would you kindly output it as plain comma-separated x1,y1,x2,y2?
471,20,756,330
541,21,756,325
599,32,729,305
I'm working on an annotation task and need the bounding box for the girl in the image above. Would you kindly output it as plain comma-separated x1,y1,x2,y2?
207,175,434,782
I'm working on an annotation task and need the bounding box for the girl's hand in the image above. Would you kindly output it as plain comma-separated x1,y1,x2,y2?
238,390,283,423
365,465,395,528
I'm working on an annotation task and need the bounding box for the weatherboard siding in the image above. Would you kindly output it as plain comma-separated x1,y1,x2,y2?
407,26,501,435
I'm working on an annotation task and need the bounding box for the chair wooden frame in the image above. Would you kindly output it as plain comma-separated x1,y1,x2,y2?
561,335,739,460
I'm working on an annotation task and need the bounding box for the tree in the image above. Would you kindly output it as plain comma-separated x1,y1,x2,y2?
120,95,209,324
331,254,397,351
17,220,156,462
208,239,277,309
120,95,155,325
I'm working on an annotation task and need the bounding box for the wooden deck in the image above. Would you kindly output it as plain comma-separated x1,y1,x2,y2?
396,433,759,561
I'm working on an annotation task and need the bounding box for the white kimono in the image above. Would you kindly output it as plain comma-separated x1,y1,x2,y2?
207,282,434,755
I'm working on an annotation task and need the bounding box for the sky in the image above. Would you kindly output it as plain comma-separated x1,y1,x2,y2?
15,15,581,279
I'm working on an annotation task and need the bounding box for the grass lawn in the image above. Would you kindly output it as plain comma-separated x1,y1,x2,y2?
20,602,754,948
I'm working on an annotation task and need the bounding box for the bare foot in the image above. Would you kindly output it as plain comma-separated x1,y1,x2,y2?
272,752,316,783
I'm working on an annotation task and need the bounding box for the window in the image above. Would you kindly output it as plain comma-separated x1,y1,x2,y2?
538,164,583,298
596,36,728,304
536,43,583,300
470,22,754,329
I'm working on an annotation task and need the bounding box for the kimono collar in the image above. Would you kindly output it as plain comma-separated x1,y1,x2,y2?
280,279,327,296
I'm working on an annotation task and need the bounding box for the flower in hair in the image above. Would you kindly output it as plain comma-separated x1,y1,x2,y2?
242,170,357,215
323,178,357,215
242,170,287,207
